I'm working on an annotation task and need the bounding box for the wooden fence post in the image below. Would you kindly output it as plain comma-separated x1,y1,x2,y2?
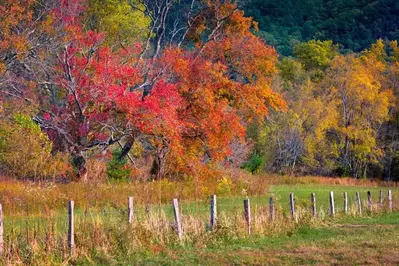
311,193,316,218
68,200,75,256
356,192,362,215
367,191,372,211
210,195,217,229
388,190,393,212
289,193,296,220
172,198,183,239
269,197,274,221
128,197,134,224
329,191,335,216
379,190,383,209
0,204,3,257
344,192,348,214
244,197,251,234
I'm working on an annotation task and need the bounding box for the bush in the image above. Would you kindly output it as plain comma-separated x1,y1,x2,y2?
242,151,265,174
216,176,233,196
106,148,131,181
0,113,69,180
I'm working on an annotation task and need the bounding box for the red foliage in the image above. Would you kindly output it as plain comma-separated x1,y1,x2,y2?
0,0,286,179
149,6,286,172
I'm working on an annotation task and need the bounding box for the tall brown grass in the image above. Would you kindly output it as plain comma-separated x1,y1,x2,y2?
2,198,397,265
0,169,268,216
0,171,397,217
267,175,398,187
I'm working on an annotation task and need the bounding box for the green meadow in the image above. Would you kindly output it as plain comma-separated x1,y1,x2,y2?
3,182,399,265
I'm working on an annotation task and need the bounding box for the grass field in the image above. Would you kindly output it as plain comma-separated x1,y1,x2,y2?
121,213,399,265
2,179,399,265
5,184,399,230
140,184,399,218
6,184,398,226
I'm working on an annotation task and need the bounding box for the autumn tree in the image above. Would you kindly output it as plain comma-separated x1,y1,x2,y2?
376,40,399,180
126,2,286,177
1,0,140,180
322,41,393,177
2,0,286,181
248,40,338,174
249,39,395,178
0,0,45,99
103,1,287,178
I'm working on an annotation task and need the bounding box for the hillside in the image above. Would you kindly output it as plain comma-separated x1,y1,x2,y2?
244,0,399,55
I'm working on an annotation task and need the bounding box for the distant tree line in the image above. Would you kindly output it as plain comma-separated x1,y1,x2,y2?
244,0,399,55
247,39,399,181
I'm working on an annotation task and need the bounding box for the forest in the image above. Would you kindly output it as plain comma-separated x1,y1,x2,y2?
244,0,399,55
0,0,399,182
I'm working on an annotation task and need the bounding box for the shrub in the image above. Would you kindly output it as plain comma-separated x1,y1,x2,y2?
0,113,69,180
242,151,265,174
216,176,233,196
106,148,131,181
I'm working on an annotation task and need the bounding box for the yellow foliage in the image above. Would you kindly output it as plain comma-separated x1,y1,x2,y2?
323,48,394,175
0,62,6,74
87,0,150,45
131,141,144,158
0,114,69,180
389,40,399,62
216,176,233,195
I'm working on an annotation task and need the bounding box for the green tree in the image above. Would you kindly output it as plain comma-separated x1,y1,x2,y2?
244,0,399,55
294,40,339,71
106,148,131,181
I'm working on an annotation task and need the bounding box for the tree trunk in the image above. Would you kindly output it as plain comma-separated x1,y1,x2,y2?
343,135,350,172
118,137,134,161
151,142,170,179
72,151,88,182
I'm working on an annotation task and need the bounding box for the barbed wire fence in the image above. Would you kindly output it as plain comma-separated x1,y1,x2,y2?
0,189,397,256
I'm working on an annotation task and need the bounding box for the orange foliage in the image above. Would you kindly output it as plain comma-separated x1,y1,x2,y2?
0,0,286,179
0,0,35,53
151,3,286,174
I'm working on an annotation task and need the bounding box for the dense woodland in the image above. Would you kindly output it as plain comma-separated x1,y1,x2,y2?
244,0,399,55
0,0,398,182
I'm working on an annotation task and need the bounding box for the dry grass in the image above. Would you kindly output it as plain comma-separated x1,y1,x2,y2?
2,200,398,265
1,170,399,265
267,174,398,187
1,204,324,265
0,171,397,217
0,168,272,216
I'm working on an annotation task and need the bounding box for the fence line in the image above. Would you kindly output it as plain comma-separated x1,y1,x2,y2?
329,191,335,216
172,198,183,240
128,197,134,224
311,193,316,217
0,190,397,256
356,192,362,214
269,197,275,221
244,197,251,234
68,200,74,256
210,195,217,229
289,193,295,220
